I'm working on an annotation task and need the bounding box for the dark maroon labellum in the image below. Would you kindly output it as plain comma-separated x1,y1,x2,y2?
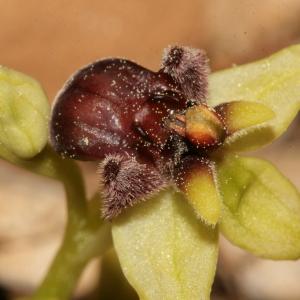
50,45,216,219
51,58,187,162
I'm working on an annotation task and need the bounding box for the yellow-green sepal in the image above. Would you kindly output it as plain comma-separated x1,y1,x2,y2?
112,189,218,300
214,100,275,151
217,155,300,260
209,44,300,151
175,156,222,226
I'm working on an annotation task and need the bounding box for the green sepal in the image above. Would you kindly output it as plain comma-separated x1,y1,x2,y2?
176,157,222,226
217,155,300,259
214,100,275,151
112,189,218,300
209,45,300,151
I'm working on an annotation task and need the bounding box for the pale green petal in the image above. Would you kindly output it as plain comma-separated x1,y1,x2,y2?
209,45,300,151
0,66,50,158
217,155,300,259
112,189,218,300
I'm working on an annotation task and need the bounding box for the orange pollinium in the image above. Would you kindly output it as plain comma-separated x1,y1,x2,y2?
169,104,226,149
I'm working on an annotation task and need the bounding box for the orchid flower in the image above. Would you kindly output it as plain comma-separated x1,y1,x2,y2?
0,44,299,300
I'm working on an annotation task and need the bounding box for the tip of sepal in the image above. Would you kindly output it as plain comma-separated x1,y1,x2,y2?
223,122,270,146
98,154,169,220
174,156,222,226
161,45,210,102
193,207,219,228
214,100,276,152
215,100,275,135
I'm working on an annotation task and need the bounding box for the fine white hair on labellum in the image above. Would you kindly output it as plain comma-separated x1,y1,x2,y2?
98,154,168,220
161,45,210,103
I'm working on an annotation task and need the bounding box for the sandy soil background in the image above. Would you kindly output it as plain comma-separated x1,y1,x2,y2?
0,1,299,299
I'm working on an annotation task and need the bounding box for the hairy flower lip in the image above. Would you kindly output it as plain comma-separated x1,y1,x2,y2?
49,44,284,224
49,45,214,222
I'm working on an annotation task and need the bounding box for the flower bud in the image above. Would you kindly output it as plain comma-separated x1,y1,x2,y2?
0,66,50,159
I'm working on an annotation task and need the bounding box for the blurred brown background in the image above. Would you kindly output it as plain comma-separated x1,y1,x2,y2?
0,1,299,299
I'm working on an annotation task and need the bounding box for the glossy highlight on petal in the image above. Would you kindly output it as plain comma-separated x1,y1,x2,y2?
134,93,186,147
50,58,186,161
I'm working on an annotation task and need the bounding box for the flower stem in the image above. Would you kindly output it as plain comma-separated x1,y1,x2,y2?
30,220,112,300
29,158,112,300
0,146,112,300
